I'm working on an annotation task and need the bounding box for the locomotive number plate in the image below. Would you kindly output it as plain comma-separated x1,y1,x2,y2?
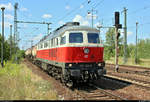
84,55,88,58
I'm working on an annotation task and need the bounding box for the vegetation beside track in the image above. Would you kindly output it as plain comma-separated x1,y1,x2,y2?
104,28,150,68
0,60,58,100
106,57,150,68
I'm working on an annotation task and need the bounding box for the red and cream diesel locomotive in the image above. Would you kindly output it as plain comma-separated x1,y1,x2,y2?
26,22,106,86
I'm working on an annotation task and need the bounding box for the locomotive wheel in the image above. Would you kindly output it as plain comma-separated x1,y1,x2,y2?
54,74,59,80
49,71,52,76
60,74,65,83
66,81,73,88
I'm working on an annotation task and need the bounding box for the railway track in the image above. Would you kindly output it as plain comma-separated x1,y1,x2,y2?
24,59,150,100
106,63,150,77
105,72,150,89
106,63,150,70
24,59,128,100
73,84,127,100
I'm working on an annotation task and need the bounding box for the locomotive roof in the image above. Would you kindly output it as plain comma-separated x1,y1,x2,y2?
38,22,99,43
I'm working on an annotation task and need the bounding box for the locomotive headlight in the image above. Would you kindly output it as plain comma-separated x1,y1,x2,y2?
98,63,102,66
69,64,72,67
84,48,90,54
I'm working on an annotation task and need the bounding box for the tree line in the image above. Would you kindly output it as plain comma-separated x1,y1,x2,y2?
0,33,25,63
104,28,150,62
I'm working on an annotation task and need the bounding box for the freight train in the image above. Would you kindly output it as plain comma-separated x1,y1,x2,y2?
25,22,106,87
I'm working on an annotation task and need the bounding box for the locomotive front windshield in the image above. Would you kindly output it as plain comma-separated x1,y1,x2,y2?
88,33,100,44
69,33,83,43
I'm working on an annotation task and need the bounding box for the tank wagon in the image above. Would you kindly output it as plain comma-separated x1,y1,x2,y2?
25,22,106,86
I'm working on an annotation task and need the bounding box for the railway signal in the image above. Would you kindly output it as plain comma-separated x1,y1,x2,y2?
114,11,122,72
115,12,122,29
117,32,120,40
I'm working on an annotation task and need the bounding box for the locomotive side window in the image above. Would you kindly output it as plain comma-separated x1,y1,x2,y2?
49,40,51,48
40,43,43,49
44,42,48,48
60,36,66,45
51,39,53,47
87,33,100,44
53,39,55,47
69,33,83,43
38,44,40,49
47,41,49,48
54,39,55,46
39,44,40,49
56,38,58,46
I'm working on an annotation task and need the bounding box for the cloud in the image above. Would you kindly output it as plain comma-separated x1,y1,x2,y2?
28,14,32,17
22,24,28,29
120,30,133,37
80,5,84,9
58,21,65,25
127,31,133,36
20,7,28,11
73,14,89,26
32,33,43,41
5,14,13,21
42,14,52,19
87,13,97,20
94,22,102,28
65,5,70,10
0,3,13,11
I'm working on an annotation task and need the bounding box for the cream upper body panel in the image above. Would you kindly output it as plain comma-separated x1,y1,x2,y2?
66,30,103,47
37,25,103,50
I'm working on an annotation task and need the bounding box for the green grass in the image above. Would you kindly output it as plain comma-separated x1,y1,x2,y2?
0,61,58,100
106,57,150,68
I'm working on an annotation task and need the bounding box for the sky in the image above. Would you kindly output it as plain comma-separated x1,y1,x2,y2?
0,0,150,50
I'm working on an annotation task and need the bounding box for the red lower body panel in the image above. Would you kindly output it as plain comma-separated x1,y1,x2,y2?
36,47,104,63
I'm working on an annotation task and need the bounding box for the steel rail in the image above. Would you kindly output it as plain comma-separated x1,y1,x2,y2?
89,83,128,100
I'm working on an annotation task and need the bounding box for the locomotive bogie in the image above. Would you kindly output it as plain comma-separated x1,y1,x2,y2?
65,62,106,80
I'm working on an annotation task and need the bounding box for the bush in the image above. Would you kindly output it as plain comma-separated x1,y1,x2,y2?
10,50,25,64
135,56,141,64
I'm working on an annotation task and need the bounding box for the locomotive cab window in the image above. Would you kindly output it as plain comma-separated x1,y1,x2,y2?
88,33,100,44
69,33,83,43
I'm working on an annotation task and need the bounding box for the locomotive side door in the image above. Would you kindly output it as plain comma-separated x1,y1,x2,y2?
49,39,51,58
55,38,59,61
